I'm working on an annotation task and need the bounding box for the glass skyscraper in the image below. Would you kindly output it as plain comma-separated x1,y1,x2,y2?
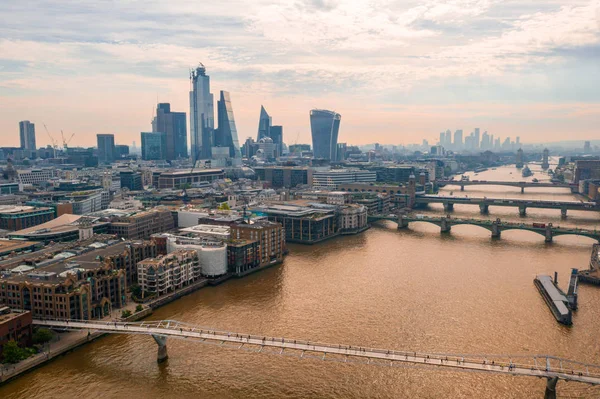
189,63,214,161
19,121,36,152
96,134,115,164
310,109,341,160
141,132,166,160
215,91,241,159
257,105,271,141
152,103,187,160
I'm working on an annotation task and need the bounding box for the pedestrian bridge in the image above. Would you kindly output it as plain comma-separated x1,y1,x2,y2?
34,318,600,391
368,215,600,242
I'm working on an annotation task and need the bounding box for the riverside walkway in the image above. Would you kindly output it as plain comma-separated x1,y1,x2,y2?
33,318,600,397
368,215,600,242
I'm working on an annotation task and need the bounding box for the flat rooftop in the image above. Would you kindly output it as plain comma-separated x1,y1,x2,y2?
0,239,40,254
160,169,224,176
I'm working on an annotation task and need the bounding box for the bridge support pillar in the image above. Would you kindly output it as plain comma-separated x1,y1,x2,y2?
544,377,558,399
397,215,409,229
491,219,501,239
519,205,527,217
545,224,553,243
152,334,168,363
521,187,525,194
443,202,454,212
440,218,451,233
460,185,465,192
479,203,489,214
561,208,567,219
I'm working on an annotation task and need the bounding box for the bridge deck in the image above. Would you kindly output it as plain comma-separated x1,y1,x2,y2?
415,195,597,211
34,319,600,385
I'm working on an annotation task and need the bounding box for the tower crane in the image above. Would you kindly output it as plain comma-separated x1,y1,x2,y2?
43,124,59,158
61,130,75,149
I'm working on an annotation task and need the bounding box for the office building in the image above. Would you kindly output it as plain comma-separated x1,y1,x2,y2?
157,169,225,189
257,105,272,141
152,103,187,160
108,208,175,240
16,168,56,185
97,134,115,164
141,132,166,160
114,144,130,158
269,125,283,156
120,171,143,191
189,63,214,160
7,214,109,244
254,166,313,188
312,169,377,189
310,109,341,160
473,128,480,149
215,91,241,159
0,205,55,231
584,141,591,153
19,121,36,153
339,204,368,234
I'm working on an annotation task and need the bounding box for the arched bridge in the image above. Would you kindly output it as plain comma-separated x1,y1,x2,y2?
33,318,600,397
368,215,600,242
437,180,577,193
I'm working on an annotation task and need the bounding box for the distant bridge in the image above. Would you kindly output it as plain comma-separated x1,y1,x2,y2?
436,180,577,194
368,215,600,242
414,195,598,218
33,318,600,398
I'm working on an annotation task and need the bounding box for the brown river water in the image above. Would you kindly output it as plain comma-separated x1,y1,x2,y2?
2,163,600,398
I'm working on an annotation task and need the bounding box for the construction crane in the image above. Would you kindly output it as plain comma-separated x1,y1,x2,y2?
61,130,75,149
43,124,59,158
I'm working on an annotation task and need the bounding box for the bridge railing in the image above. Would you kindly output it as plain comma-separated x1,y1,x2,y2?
35,319,600,381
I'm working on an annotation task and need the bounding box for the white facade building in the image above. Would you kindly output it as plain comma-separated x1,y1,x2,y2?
137,249,201,296
17,169,56,185
312,169,377,189
339,204,368,233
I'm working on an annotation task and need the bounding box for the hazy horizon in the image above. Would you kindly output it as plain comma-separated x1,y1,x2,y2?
1,1,599,148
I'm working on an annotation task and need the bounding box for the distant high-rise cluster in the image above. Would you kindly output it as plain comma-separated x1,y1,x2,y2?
188,63,241,163
437,128,521,152
19,121,36,157
152,103,187,161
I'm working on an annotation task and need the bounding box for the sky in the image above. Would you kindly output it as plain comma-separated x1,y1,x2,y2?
0,0,599,148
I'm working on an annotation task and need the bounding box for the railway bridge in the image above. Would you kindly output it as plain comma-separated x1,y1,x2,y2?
34,318,600,399
368,215,600,242
436,180,577,194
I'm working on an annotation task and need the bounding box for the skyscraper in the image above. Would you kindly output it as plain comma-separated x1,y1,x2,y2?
19,121,36,152
257,106,272,141
96,134,115,163
310,109,341,160
445,130,452,148
473,128,480,149
141,132,167,161
215,91,241,159
189,63,214,161
454,130,463,150
152,103,187,160
269,125,283,156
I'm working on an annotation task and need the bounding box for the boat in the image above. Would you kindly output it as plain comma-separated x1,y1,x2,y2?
532,178,539,183
522,166,533,178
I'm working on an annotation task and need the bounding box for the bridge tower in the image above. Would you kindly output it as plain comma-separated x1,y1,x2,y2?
397,215,409,229
545,223,553,243
440,217,451,233
491,218,501,238
542,148,550,169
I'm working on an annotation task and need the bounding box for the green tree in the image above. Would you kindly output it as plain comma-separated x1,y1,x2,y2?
135,305,144,312
130,284,142,298
218,202,231,210
2,340,26,364
121,310,132,318
32,328,54,345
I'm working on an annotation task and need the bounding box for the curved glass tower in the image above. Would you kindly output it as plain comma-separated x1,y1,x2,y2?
310,109,341,160
216,91,241,159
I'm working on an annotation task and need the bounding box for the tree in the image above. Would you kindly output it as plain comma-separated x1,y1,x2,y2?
32,328,54,345
135,305,143,312
2,340,26,364
121,310,132,318
218,202,231,210
130,284,142,298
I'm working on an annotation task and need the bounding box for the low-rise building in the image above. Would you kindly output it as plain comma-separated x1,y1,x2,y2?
7,214,110,244
0,308,33,357
157,169,225,189
339,204,368,234
16,169,57,185
254,166,313,188
312,169,377,189
137,249,202,296
108,208,175,239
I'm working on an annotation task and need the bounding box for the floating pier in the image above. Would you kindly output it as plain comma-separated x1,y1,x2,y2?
534,270,578,325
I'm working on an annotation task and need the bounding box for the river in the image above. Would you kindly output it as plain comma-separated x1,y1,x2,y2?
2,164,600,398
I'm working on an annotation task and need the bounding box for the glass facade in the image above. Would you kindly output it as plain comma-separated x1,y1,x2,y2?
257,105,271,141
141,132,166,160
310,109,341,160
215,91,241,158
152,103,187,160
189,64,214,160
96,134,115,163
